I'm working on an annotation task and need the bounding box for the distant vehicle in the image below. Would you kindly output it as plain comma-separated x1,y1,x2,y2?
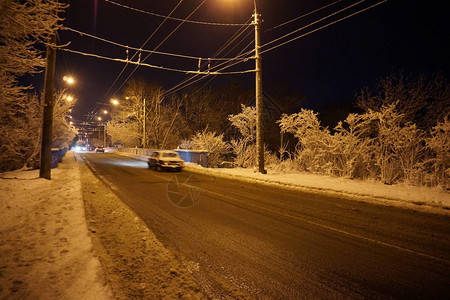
148,150,184,171
95,146,105,153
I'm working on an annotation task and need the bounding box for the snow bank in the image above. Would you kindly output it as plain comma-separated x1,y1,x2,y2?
184,164,450,212
0,151,111,299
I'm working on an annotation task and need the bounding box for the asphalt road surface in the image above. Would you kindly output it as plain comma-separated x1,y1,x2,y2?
81,152,450,299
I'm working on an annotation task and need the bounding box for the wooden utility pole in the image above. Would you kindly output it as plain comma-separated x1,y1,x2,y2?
39,34,56,179
254,9,266,174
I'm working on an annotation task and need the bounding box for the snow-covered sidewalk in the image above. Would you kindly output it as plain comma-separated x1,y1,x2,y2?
0,151,111,299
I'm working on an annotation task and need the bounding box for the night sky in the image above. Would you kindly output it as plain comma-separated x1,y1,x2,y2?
37,0,448,123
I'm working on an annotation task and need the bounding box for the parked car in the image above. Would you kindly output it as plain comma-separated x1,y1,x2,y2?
148,150,184,171
95,146,105,153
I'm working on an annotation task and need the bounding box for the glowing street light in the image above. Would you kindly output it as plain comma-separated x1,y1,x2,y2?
65,95,74,101
63,75,75,85
110,98,119,105
103,110,108,114
97,116,102,121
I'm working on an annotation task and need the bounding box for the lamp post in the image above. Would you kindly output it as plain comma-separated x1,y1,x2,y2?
253,1,266,174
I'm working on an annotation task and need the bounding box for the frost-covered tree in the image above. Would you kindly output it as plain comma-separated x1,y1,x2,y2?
52,90,77,149
332,112,375,178
368,104,425,184
278,109,334,173
0,93,41,171
228,105,256,143
228,105,257,167
0,0,65,171
106,119,140,147
190,130,230,167
111,79,183,149
357,73,450,131
426,117,450,188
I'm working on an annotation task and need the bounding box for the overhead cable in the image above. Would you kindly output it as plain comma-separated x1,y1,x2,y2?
261,0,388,55
103,0,184,100
263,0,366,50
110,0,208,96
62,26,251,61
266,0,343,32
103,0,247,26
59,48,255,75
163,16,254,97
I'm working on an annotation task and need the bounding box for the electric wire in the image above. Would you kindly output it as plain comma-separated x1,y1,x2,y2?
59,48,255,74
265,0,343,32
261,0,388,55
103,0,184,100
262,0,366,50
162,16,254,97
162,40,256,98
103,0,247,26
110,0,208,97
62,26,251,61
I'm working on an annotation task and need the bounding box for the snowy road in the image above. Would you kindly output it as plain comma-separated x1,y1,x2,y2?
81,152,450,299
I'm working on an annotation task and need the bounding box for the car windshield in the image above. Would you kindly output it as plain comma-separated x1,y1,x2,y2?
162,153,177,158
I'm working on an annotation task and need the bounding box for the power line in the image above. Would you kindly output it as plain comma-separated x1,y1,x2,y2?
162,17,255,97
62,26,251,61
265,0,343,32
103,0,184,100
59,48,255,75
103,0,247,26
261,0,388,55
110,0,209,97
263,0,366,50
162,40,256,97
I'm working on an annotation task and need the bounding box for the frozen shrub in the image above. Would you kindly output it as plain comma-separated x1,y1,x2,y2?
426,117,450,188
228,105,257,167
370,104,425,184
190,130,230,167
278,109,334,174
228,105,256,143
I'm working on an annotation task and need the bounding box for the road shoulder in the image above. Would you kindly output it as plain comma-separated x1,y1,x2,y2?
77,154,207,299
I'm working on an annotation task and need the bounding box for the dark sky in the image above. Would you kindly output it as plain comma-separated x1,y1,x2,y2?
43,0,448,122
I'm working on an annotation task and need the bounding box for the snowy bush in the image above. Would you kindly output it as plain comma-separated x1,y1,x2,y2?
426,117,450,188
367,104,425,185
278,109,335,174
228,105,257,143
228,105,257,167
190,130,230,167
276,104,428,185
332,112,375,178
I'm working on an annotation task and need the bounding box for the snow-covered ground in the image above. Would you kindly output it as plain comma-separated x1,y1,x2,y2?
0,151,112,299
1,149,447,299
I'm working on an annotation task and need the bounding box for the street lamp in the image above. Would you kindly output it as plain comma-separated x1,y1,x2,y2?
110,98,119,106
63,75,75,85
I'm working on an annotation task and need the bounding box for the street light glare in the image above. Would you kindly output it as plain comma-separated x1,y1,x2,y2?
63,76,75,85
110,98,119,105
66,95,74,101
97,117,102,121
103,110,108,114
